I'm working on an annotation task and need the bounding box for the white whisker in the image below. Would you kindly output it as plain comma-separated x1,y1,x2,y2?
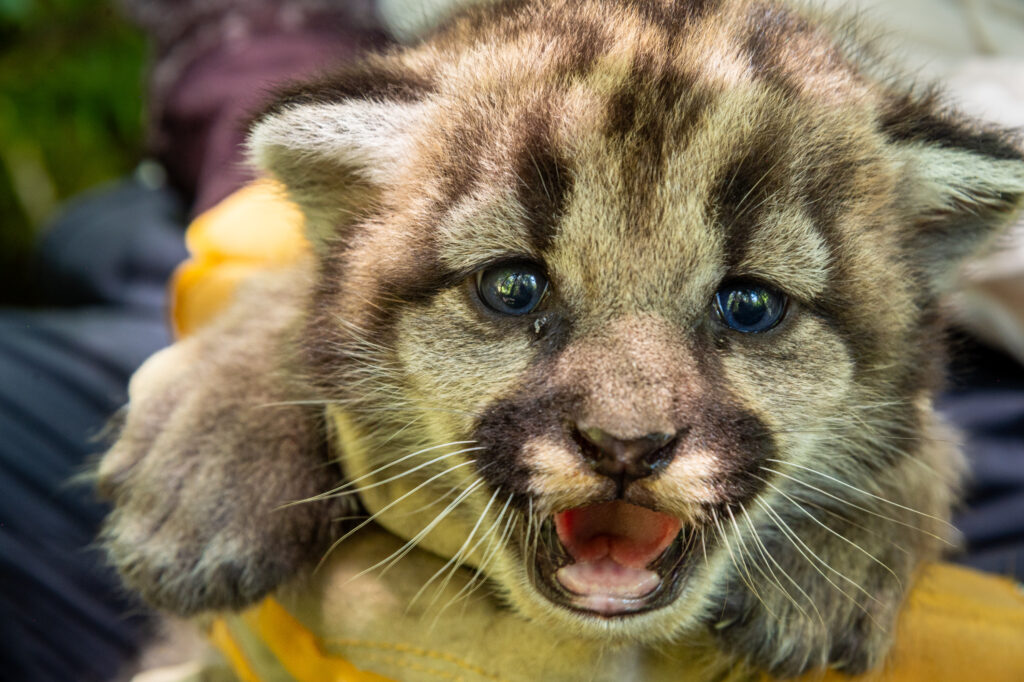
282,441,480,508
756,499,884,627
440,495,517,617
755,474,903,589
740,508,820,624
714,509,776,619
359,479,487,581
323,446,485,502
316,459,478,570
762,466,952,546
766,458,955,529
410,486,501,606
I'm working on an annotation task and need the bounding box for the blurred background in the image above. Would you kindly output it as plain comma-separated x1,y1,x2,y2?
0,0,145,305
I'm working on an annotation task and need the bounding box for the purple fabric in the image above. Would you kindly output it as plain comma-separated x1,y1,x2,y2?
940,333,1024,579
163,28,385,214
122,0,388,213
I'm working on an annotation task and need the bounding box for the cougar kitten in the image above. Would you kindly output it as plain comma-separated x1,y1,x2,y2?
99,0,1024,677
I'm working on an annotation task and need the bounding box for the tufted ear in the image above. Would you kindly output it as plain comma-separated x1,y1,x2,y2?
885,94,1024,292
247,64,433,251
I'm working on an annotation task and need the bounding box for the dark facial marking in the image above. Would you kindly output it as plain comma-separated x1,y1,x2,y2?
552,17,611,80
604,54,703,150
689,334,776,507
473,384,582,510
739,3,802,96
514,112,575,253
301,225,461,398
629,0,724,33
433,115,491,220
712,134,787,269
741,2,852,98
605,56,712,236
700,402,774,506
797,151,862,236
474,329,778,515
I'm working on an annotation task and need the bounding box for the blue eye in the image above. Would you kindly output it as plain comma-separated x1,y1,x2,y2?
714,282,787,333
477,262,548,316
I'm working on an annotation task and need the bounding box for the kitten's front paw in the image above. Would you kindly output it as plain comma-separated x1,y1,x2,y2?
98,276,349,615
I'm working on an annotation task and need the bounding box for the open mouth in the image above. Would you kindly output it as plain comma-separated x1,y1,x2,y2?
529,500,698,616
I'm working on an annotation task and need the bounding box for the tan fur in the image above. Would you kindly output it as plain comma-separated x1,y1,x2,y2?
99,0,1024,679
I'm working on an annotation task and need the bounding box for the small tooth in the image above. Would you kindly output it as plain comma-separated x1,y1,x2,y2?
830,660,849,671
714,618,736,630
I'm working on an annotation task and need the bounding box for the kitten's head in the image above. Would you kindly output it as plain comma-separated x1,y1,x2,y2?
248,0,1022,643
241,0,1024,671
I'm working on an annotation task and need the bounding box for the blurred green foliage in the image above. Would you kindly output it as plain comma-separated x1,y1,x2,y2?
0,0,146,300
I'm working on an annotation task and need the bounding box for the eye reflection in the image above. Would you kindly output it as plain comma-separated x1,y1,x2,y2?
714,282,787,333
477,262,547,315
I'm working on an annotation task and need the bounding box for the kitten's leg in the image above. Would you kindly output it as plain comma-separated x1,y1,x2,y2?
97,269,350,615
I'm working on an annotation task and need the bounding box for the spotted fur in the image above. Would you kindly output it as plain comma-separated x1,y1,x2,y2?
99,0,1024,678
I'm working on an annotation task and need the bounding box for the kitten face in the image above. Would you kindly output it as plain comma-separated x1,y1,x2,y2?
303,53,924,641
99,0,1024,677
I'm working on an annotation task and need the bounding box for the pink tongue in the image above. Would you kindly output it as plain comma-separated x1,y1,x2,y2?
553,501,681,605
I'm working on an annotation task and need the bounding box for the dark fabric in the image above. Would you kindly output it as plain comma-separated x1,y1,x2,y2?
33,176,188,309
164,28,387,214
942,332,1024,580
120,0,388,213
0,178,188,682
0,7,388,676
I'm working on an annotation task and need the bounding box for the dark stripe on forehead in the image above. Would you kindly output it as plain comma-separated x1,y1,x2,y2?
514,112,575,253
629,0,723,32
712,134,788,269
740,2,857,102
433,114,490,219
605,57,714,236
550,17,611,80
605,54,703,144
739,3,806,95
880,90,1024,162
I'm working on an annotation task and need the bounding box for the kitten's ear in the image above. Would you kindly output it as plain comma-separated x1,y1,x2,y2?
247,63,433,250
886,93,1024,292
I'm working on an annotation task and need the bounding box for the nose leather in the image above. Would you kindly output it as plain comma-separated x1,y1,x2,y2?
576,425,677,485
